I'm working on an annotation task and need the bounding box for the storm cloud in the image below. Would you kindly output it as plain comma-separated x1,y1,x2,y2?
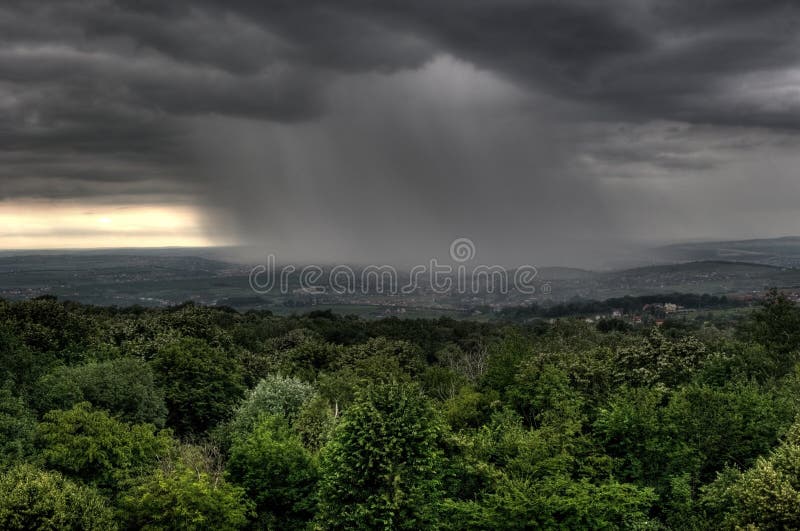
2,0,800,265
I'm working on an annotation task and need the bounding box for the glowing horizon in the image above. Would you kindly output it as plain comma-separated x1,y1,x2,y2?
0,200,223,250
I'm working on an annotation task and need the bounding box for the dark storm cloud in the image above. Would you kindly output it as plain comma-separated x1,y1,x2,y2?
4,1,799,132
176,0,800,127
2,0,800,262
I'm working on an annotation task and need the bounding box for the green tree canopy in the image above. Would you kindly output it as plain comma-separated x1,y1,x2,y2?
317,383,444,530
32,357,167,426
152,337,246,435
227,374,317,441
120,450,252,531
0,464,117,530
709,420,800,529
227,415,318,529
34,402,173,489
0,387,35,468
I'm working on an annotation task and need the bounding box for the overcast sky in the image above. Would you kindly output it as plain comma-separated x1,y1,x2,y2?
2,0,800,266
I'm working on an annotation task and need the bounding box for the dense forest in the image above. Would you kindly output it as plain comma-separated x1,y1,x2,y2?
1,291,800,529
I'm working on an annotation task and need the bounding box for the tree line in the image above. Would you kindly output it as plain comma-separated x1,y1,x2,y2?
0,290,799,529
500,292,743,320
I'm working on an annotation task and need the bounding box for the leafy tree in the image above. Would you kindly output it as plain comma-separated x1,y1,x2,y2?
317,369,359,416
109,315,181,362
32,357,167,426
120,455,252,530
613,329,707,387
158,304,236,347
663,381,794,483
422,366,469,402
334,337,426,376
0,387,35,468
292,395,337,451
317,355,413,416
152,337,245,435
316,383,444,529
552,346,618,404
696,341,776,385
737,288,800,376
279,335,346,380
480,332,534,394
596,318,631,334
0,323,55,394
459,409,584,487
597,380,794,491
0,464,117,530
471,474,656,530
593,385,668,485
2,297,95,357
709,421,800,529
507,363,584,429
227,374,317,440
740,289,800,349
444,409,655,530
227,415,318,529
443,385,497,430
34,402,173,489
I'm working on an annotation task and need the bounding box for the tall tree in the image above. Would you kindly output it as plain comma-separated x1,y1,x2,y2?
316,383,444,529
152,338,245,435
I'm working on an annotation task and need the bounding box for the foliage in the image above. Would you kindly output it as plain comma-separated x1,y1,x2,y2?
0,464,117,530
443,409,656,530
709,421,800,529
594,385,668,485
613,329,707,387
334,337,426,376
739,288,800,355
34,402,173,489
443,385,498,430
32,357,167,425
507,362,585,428
227,415,318,529
0,292,798,528
736,288,800,376
227,374,317,440
0,387,35,468
119,452,252,531
152,337,246,435
467,474,657,530
292,395,337,450
317,383,444,529
0,323,54,394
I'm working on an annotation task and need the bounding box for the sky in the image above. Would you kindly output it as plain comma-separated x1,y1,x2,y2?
2,0,800,266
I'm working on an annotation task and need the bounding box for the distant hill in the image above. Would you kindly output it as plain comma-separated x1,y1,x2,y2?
590,260,800,298
608,260,785,277
536,266,596,280
655,237,800,268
